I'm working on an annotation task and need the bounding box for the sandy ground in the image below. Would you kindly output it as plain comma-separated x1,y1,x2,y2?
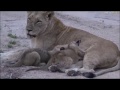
0,11,120,79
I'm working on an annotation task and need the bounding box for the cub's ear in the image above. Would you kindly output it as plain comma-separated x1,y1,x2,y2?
44,11,54,20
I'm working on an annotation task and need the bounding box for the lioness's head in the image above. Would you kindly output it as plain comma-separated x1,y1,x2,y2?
26,11,54,38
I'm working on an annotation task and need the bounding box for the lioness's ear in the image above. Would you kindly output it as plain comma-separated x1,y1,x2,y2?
27,11,32,15
44,11,54,20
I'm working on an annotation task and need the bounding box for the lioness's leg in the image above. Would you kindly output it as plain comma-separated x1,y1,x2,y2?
65,60,83,76
65,50,100,78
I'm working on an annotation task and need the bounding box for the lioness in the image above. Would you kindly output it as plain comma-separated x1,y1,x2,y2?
49,40,120,78
25,11,120,78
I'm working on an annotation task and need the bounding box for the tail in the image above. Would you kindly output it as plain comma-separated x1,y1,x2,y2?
94,57,120,77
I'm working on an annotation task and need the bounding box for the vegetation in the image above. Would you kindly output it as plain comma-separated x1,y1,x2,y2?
7,44,13,48
9,41,16,45
7,33,17,48
8,33,17,39
8,40,16,48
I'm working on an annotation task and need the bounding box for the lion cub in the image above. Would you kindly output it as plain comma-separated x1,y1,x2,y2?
4,41,82,68
48,40,84,73
4,48,51,67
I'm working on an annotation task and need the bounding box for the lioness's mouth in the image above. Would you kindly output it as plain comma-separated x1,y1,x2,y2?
27,33,36,38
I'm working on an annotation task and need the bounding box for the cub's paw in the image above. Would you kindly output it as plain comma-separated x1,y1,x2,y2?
82,72,96,78
48,65,59,72
66,70,81,76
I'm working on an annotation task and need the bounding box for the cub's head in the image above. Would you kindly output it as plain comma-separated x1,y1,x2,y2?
49,50,74,72
49,46,81,72
26,11,54,38
48,40,84,72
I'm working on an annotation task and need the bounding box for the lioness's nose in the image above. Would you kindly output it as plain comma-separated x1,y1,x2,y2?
27,29,32,32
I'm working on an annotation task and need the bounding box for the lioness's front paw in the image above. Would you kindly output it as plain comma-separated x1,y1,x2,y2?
48,65,59,72
66,70,81,76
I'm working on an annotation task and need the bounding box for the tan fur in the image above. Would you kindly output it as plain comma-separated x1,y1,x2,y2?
65,42,120,76
4,48,51,67
26,11,120,78
24,41,84,72
48,43,84,72
24,43,83,71
4,45,70,68
47,41,120,78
